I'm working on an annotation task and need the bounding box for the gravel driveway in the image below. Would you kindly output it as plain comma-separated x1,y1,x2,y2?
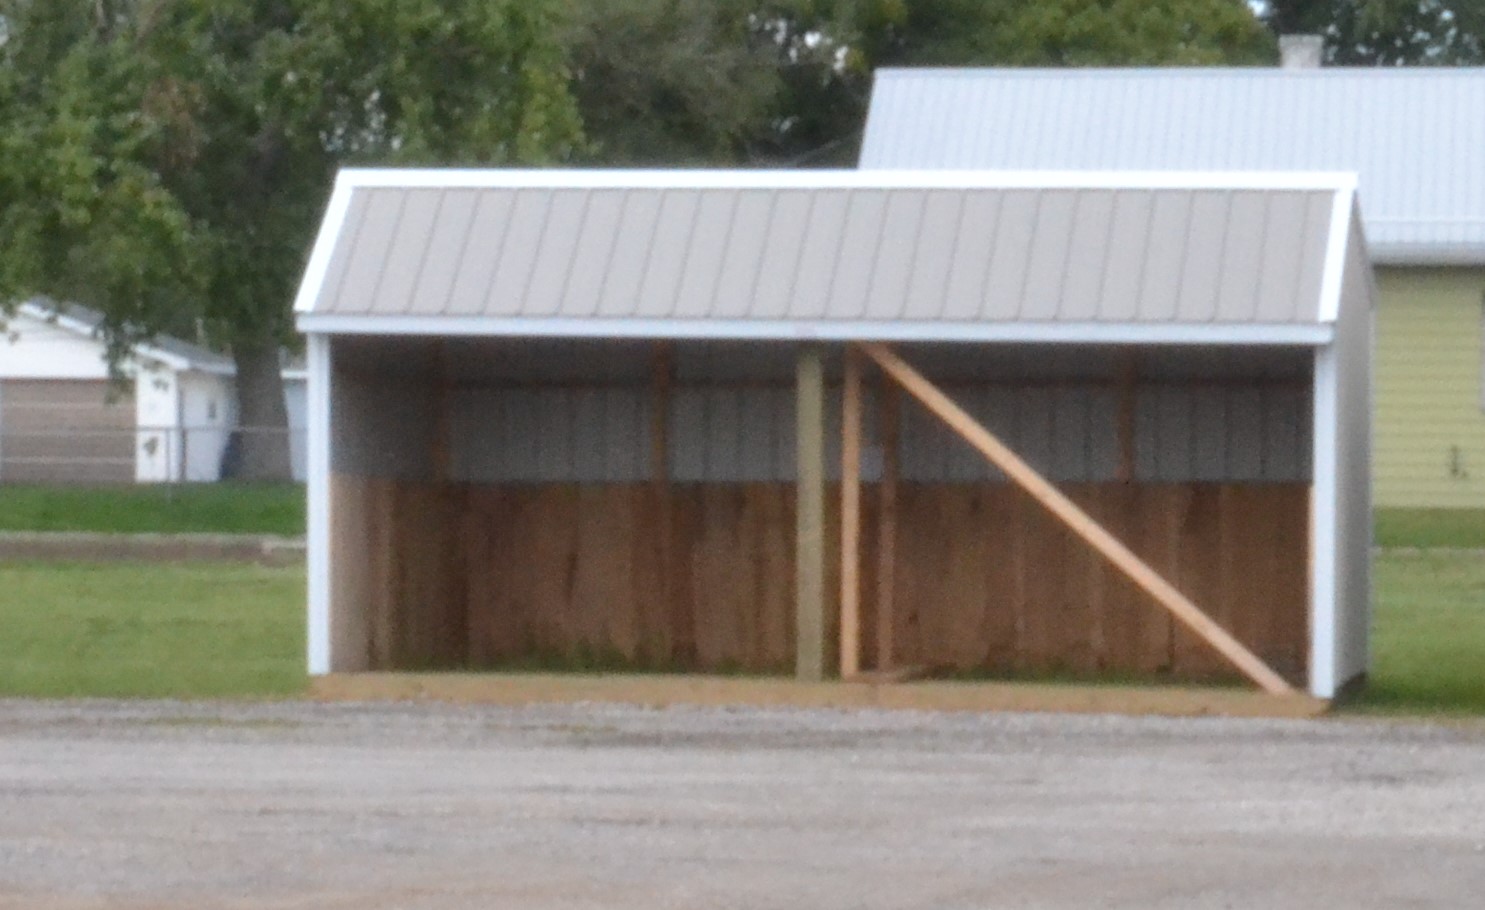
2,700,1483,909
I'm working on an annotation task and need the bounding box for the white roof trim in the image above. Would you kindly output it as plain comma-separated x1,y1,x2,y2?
15,301,234,375
296,314,1332,346
293,176,359,315
873,65,1485,81
332,167,1360,194
1318,187,1356,324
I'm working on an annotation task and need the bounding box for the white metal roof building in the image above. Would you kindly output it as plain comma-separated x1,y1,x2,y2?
860,67,1485,264
296,168,1373,701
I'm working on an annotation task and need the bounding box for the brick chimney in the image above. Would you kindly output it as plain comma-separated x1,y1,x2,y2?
1279,34,1325,69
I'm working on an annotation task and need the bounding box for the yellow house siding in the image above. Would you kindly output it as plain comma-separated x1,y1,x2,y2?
1374,266,1485,508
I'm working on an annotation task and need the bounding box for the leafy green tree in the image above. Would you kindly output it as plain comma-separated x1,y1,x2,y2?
1263,0,1485,64
0,0,584,479
753,0,1276,165
564,0,782,165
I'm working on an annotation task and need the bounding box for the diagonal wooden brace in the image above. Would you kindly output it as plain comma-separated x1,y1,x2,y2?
857,342,1294,696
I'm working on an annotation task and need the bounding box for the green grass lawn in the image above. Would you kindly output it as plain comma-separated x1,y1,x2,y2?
1374,508,1485,550
0,484,305,536
1353,551,1485,715
0,562,305,698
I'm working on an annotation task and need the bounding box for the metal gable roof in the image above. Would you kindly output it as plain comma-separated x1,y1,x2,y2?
859,67,1485,264
295,169,1356,339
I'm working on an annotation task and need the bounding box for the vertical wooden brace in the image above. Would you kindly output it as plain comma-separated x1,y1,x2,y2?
795,344,827,682
651,342,673,489
431,341,454,484
840,345,863,679
1117,352,1138,484
876,377,899,672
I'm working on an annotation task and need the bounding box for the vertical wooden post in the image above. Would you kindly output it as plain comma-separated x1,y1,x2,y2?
431,340,453,484
876,377,899,672
840,345,863,679
651,343,673,489
795,344,827,682
1116,352,1138,483
652,342,690,665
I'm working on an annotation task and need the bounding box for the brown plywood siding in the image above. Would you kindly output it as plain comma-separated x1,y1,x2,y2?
330,474,467,671
463,484,806,673
335,478,1308,684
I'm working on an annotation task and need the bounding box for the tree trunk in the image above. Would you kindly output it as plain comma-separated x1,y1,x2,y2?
231,340,293,482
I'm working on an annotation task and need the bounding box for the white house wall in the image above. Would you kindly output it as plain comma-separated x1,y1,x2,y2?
177,372,236,482
133,365,179,482
283,378,309,482
0,311,113,379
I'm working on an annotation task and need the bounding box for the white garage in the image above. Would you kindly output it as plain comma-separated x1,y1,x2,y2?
0,300,307,483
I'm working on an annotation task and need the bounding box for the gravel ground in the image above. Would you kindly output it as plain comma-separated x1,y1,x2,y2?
1,700,1484,909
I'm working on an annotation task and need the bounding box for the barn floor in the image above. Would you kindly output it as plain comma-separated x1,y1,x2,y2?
3,701,1483,910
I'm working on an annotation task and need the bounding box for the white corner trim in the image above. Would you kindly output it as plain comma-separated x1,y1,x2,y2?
332,166,1362,194
1317,187,1356,324
293,174,359,315
1309,345,1339,698
305,334,332,676
294,315,1333,347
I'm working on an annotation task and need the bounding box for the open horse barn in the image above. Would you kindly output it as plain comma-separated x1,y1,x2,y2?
293,169,1374,709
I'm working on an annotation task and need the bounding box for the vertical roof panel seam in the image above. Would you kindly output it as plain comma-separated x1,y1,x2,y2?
578,189,629,318
440,188,489,316
817,191,859,321
1247,191,1277,322
504,189,560,317
931,190,972,321
742,189,783,319
891,189,930,320
703,189,748,317
1012,191,1045,321
361,189,411,316
781,190,821,321
548,189,597,318
1050,191,1085,321
624,189,669,318
662,191,707,319
1094,189,1124,321
855,189,899,320
969,191,1007,322
1166,193,1196,323
1206,190,1235,324
399,189,448,315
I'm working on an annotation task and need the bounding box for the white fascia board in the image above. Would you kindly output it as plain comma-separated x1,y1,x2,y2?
305,334,331,676
1309,345,1340,698
1317,186,1357,323
293,173,359,315
1368,242,1485,266
334,167,1362,195
296,314,1333,347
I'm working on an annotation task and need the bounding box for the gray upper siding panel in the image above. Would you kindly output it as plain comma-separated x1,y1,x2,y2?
861,67,1485,260
314,184,1334,325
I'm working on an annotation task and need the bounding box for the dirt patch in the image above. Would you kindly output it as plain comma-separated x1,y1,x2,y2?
0,532,303,565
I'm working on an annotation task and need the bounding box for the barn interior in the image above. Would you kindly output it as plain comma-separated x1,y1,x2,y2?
325,334,1313,686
